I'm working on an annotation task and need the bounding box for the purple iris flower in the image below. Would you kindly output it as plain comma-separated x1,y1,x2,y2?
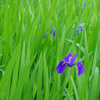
43,32,48,38
80,26,83,32
56,52,85,76
26,0,28,1
46,27,48,30
40,24,42,27
77,29,80,35
72,34,74,36
53,32,55,38
56,52,77,73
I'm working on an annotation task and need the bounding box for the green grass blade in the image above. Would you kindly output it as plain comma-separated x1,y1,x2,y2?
0,41,21,98
44,53,49,100
9,53,20,100
90,67,99,100
13,53,36,100
70,76,79,100
37,53,43,100
79,57,93,100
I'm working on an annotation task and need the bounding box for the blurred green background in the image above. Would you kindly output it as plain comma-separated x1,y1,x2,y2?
0,0,100,100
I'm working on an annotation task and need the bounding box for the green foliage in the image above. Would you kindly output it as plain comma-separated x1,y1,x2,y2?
0,0,100,100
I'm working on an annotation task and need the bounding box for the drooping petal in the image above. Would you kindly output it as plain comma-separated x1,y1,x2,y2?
77,61,85,76
56,61,66,74
64,52,72,63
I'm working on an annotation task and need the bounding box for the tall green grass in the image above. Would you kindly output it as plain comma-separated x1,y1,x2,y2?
0,0,100,100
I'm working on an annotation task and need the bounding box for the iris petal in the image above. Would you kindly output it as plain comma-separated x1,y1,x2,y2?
64,52,72,63
71,53,78,64
53,32,55,38
77,61,85,76
56,61,66,74
64,52,77,67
